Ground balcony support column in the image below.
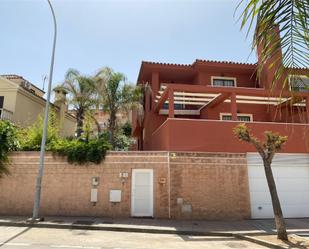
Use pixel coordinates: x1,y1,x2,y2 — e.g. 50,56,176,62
231,92,237,121
151,72,159,111
168,89,174,118
306,96,309,123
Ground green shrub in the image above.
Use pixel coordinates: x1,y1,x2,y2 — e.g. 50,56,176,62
19,110,59,151
122,122,132,137
0,120,19,177
50,138,111,164
113,133,134,151
99,127,134,151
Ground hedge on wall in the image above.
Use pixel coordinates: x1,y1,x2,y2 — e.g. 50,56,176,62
49,138,111,164
0,120,19,177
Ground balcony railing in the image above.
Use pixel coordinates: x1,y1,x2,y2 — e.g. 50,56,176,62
0,108,13,121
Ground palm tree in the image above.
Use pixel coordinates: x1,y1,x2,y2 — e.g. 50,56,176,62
59,69,96,137
238,0,308,88
94,67,142,148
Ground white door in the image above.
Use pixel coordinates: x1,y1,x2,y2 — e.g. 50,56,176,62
247,153,309,219
131,169,154,217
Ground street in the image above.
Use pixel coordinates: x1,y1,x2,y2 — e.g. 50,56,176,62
0,226,268,249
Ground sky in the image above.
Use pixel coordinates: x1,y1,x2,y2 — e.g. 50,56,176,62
0,0,256,92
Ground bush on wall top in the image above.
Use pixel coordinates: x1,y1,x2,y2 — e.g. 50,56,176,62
49,138,111,164
0,120,19,178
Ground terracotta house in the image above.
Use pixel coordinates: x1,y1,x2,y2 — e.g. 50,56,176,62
132,47,309,154
129,32,309,219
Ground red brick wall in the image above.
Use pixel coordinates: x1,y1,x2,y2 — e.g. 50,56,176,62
0,151,250,220
0,151,169,218
169,152,250,220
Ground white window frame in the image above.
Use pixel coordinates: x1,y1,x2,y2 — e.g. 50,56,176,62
211,76,237,87
220,113,253,122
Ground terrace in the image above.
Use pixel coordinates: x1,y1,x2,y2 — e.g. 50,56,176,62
155,84,309,120
143,84,309,153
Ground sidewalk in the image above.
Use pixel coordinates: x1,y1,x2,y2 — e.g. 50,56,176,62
0,216,309,248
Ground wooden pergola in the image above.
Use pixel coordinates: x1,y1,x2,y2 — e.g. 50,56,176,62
155,84,309,120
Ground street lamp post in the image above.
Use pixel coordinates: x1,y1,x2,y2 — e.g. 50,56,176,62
32,0,57,220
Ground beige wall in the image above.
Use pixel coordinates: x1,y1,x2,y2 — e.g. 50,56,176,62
0,77,75,137
0,151,250,220
61,113,76,137
0,78,18,112
14,90,45,127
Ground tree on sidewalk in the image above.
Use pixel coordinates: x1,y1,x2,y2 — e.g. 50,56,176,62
233,123,288,241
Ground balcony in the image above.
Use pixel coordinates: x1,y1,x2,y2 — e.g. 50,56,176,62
150,118,309,153
0,108,13,122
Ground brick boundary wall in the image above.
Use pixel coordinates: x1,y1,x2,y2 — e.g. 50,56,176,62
169,152,250,220
0,151,250,220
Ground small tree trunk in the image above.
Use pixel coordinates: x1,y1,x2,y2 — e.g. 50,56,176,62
263,159,288,241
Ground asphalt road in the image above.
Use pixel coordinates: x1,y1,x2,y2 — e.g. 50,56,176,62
0,226,268,249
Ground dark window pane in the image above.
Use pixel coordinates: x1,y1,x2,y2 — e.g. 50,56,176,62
237,116,251,122
213,78,235,87
290,77,309,92
222,115,232,120
0,96,4,108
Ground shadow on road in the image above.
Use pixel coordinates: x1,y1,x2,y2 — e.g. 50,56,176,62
0,227,32,247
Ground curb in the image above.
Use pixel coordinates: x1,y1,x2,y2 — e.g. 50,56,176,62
235,234,288,249
0,221,234,237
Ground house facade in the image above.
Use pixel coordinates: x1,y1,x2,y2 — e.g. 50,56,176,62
0,74,76,137
132,53,309,154
130,33,309,219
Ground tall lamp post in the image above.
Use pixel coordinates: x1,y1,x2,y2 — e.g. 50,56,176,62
32,0,57,220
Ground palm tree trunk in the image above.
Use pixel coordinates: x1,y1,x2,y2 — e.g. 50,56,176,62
76,109,84,138
108,111,116,149
263,158,288,241
90,115,101,136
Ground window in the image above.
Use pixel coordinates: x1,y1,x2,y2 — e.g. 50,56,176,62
212,77,236,87
220,113,253,122
221,115,232,121
0,96,4,118
289,75,309,92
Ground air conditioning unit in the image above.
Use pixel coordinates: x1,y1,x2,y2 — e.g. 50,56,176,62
22,80,31,90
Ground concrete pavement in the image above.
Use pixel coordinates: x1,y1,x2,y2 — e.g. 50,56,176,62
0,226,269,249
1,216,309,248
1,216,309,236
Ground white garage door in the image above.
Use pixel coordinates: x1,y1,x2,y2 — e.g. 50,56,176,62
247,153,309,219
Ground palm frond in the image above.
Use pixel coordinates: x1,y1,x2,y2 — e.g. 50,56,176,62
239,0,309,90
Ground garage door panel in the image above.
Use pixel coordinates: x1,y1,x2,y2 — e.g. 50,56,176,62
278,192,309,204
282,205,309,218
272,168,309,178
251,204,274,219
248,167,265,178
275,179,309,191
249,178,269,191
250,191,271,205
247,153,309,219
